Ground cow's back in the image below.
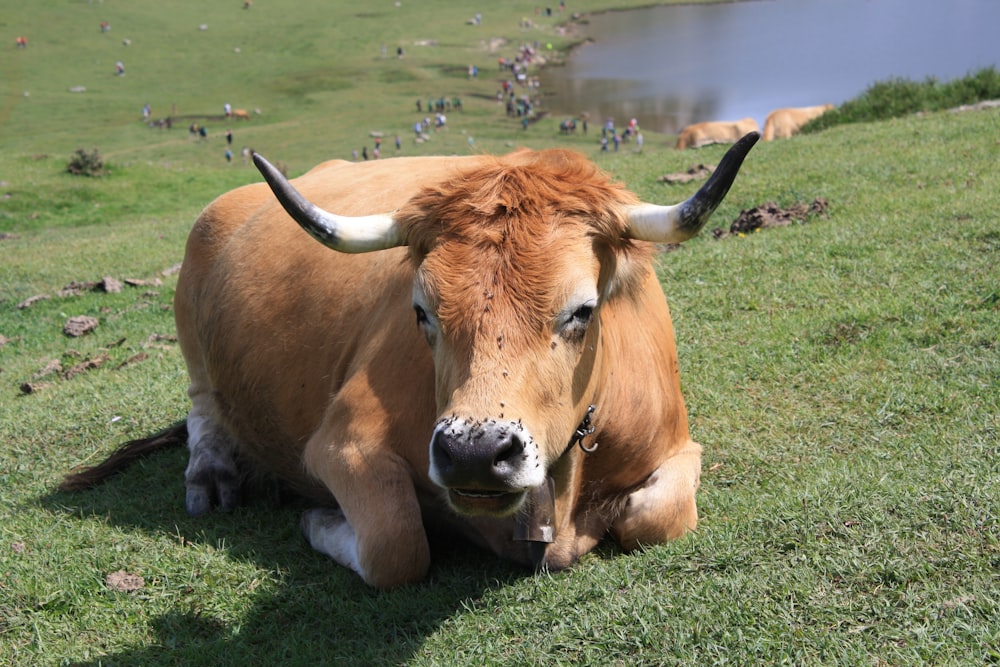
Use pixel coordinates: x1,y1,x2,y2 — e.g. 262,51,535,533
676,118,758,149
763,105,832,140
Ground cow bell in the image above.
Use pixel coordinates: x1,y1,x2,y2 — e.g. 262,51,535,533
513,476,556,544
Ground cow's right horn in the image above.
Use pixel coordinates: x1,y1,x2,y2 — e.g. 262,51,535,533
253,153,403,253
626,131,759,243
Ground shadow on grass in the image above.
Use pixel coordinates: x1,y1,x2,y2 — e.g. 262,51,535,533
41,447,529,665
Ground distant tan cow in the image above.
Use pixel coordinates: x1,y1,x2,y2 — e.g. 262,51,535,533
675,118,760,150
763,104,834,140
232,108,251,120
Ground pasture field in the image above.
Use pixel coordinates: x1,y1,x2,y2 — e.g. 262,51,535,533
2,1,999,665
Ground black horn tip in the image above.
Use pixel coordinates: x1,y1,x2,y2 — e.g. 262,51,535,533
681,131,759,231
252,151,277,178
712,131,759,184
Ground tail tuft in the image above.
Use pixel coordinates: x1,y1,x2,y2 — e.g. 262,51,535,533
60,420,188,492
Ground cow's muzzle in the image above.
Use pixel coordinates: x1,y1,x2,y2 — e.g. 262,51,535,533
429,417,546,516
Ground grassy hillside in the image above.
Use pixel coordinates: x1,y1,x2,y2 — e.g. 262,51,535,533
2,0,660,172
2,1,999,665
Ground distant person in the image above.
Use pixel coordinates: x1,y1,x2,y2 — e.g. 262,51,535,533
225,148,232,163
394,135,401,150
100,21,110,33
115,61,125,76
142,103,151,119
636,131,644,153
224,102,232,117
362,146,368,160
199,126,208,139
396,46,404,58
15,36,28,48
244,0,253,9
225,129,233,145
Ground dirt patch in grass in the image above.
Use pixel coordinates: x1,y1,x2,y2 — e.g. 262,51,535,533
714,198,829,239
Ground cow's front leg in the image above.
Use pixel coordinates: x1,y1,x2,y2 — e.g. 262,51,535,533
611,441,702,550
301,507,361,575
303,433,430,589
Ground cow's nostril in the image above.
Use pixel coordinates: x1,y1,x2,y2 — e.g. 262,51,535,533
430,430,455,473
493,433,525,469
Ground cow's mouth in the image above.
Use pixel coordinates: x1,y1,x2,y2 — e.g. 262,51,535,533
448,488,526,516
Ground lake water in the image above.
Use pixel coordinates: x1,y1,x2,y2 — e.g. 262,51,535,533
543,0,1000,133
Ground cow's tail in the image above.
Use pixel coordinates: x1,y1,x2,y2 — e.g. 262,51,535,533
59,420,188,491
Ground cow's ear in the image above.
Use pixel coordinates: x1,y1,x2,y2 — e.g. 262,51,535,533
600,242,656,303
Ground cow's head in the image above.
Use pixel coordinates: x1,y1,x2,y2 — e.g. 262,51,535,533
253,134,757,518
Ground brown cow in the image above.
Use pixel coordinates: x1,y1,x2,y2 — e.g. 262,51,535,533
63,133,759,588
231,108,251,120
762,104,834,140
675,117,759,150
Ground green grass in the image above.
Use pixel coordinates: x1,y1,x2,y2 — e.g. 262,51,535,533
2,1,999,665
804,66,1000,132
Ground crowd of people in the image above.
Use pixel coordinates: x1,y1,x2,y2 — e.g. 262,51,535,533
83,0,639,165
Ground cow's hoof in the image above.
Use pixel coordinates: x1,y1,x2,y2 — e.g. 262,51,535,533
184,476,241,516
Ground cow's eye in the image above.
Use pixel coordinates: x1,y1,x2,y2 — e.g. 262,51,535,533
572,304,594,325
560,303,595,342
414,304,439,346
414,304,429,327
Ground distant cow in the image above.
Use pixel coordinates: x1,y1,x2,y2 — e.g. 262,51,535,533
63,134,759,588
675,117,759,150
232,108,251,120
763,104,834,140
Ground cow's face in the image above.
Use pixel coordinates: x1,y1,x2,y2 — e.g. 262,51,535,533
412,218,611,517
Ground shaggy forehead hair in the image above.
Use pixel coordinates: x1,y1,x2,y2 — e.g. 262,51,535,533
395,149,651,346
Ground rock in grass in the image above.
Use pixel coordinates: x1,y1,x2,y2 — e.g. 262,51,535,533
64,316,99,337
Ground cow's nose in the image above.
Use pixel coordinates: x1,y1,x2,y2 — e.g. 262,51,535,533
430,422,529,490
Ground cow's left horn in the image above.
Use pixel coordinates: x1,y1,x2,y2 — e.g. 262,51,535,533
626,131,759,243
253,153,403,253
